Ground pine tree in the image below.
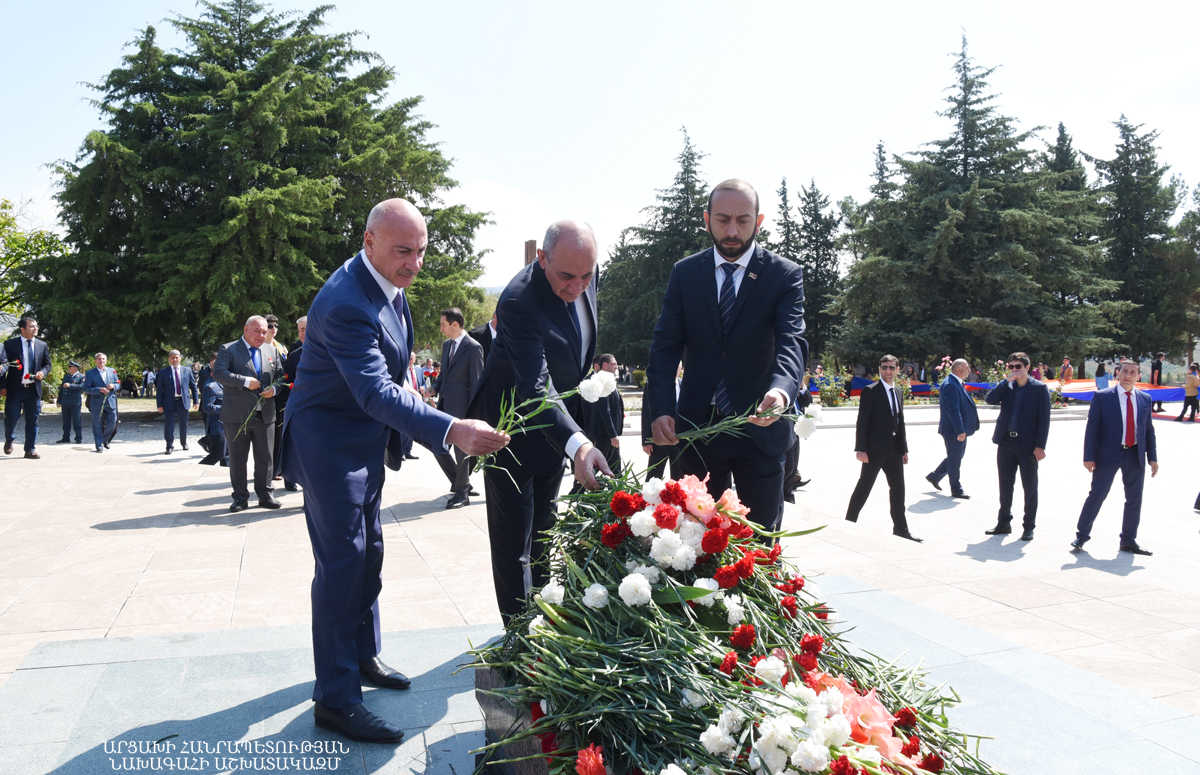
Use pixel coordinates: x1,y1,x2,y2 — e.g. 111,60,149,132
20,0,485,357
1046,123,1086,191
769,177,802,261
795,180,840,359
597,130,709,366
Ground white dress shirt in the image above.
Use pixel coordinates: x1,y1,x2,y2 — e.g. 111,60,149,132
446,330,468,363
713,243,755,300
882,380,901,415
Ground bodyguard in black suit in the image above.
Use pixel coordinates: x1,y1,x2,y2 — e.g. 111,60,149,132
583,354,624,472
984,352,1050,540
432,307,485,508
2,317,52,458
470,220,612,621
648,180,806,533
468,313,497,364
199,377,229,467
57,361,85,444
845,356,921,541
276,317,304,491
156,350,196,454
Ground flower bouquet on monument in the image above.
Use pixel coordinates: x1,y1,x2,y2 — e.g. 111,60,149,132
469,472,1001,775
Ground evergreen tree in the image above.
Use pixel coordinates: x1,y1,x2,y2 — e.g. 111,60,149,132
1090,116,1197,356
795,180,840,359
831,37,1121,369
597,130,709,366
20,0,485,357
1045,123,1086,191
768,177,802,261
0,200,65,317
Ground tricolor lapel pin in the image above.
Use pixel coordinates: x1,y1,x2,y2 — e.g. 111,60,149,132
748,272,757,280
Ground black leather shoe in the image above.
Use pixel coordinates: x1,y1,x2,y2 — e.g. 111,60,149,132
403,454,419,460
181,443,188,451
446,493,469,510
783,492,795,504
893,530,923,543
1120,543,1153,556
794,479,810,489
24,451,39,459
468,487,481,497
56,438,69,444
1020,529,1034,541
165,447,173,455
3,441,11,455
285,481,300,492
103,442,110,449
359,657,412,689
230,500,249,513
951,492,971,499
1071,538,1087,551
925,475,942,491
313,701,404,744
259,496,282,509
985,525,1012,535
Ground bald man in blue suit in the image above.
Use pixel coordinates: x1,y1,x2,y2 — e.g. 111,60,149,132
281,199,509,745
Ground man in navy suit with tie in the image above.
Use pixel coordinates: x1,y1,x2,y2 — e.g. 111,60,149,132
82,353,120,453
3,316,52,458
156,350,196,454
984,353,1051,541
926,359,980,499
648,180,806,533
281,199,508,744
1073,359,1158,555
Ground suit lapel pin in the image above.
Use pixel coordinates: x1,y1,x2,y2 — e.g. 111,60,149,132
748,272,757,280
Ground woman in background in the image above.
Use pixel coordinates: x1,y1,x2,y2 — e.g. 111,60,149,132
1094,362,1110,390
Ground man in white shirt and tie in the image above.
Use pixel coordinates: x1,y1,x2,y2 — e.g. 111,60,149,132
157,349,196,454
845,354,920,541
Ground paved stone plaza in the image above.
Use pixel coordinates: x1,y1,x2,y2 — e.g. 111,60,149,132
1,405,1199,773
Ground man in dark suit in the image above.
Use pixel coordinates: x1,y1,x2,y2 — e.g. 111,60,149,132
984,353,1051,540
1150,352,1165,412
432,307,485,508
214,316,284,512
199,372,228,467
468,311,497,364
648,179,806,533
584,353,624,473
2,316,52,458
1073,359,1159,555
926,359,980,499
471,220,612,622
276,315,305,490
281,198,507,744
57,361,85,444
845,355,921,541
82,352,120,453
156,349,196,454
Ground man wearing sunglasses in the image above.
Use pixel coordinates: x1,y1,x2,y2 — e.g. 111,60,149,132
984,352,1050,541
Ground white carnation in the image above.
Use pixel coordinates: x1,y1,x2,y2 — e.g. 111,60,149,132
539,699,549,714
578,374,604,403
642,478,665,505
618,572,653,607
789,740,830,773
682,688,706,709
754,655,788,684
806,405,823,422
823,608,839,624
692,577,720,607
725,594,745,625
820,714,851,747
528,614,545,635
625,561,661,584
796,416,818,440
630,507,659,537
678,519,706,553
856,746,882,766
593,369,618,397
754,744,789,775
582,583,609,609
819,689,844,720
660,765,687,775
650,529,684,564
786,683,819,705
718,706,747,734
700,725,736,757
541,579,564,605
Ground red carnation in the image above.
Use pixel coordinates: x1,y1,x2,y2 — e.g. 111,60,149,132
719,650,738,675
768,544,782,563
814,606,830,621
791,574,805,591
830,756,856,775
601,520,632,548
729,522,755,539
776,582,794,594
575,744,606,775
730,624,756,650
795,651,818,672
901,735,920,758
919,753,945,773
780,595,797,619
660,480,687,506
735,554,755,579
702,527,729,554
800,634,825,656
714,564,740,589
529,701,544,723
610,491,644,518
653,502,680,530
894,706,918,727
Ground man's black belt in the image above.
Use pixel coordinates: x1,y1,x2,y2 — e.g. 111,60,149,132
1006,431,1019,438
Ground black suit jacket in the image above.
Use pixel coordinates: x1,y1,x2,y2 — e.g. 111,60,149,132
435,334,484,419
277,345,303,410
470,261,597,476
647,245,807,457
986,378,1051,455
854,381,908,459
3,336,52,398
585,380,624,443
468,323,494,365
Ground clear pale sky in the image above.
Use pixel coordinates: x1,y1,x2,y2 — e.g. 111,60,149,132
3,0,1198,287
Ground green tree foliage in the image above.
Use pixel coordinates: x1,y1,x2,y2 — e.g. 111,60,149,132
20,0,485,359
1090,117,1199,357
831,38,1121,369
768,177,802,261
795,180,841,359
597,130,709,366
0,200,66,317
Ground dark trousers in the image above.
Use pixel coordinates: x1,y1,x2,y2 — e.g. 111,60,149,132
845,444,908,532
199,432,227,466
227,412,274,501
434,447,474,495
399,433,414,458
5,391,40,451
163,396,188,448
1075,447,1145,543
595,437,621,474
930,434,967,493
647,444,672,480
60,405,82,442
304,491,383,708
484,461,564,622
1177,397,1199,421
676,431,786,532
272,408,286,478
996,438,1039,529
90,404,116,450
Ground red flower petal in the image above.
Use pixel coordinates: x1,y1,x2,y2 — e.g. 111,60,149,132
609,491,641,519
730,624,756,650
719,651,738,675
653,502,680,530
701,527,729,554
714,565,740,589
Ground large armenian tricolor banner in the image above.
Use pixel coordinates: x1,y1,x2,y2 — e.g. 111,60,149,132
845,377,1182,401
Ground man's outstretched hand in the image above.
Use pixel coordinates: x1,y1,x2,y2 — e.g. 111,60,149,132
574,441,614,491
448,419,510,457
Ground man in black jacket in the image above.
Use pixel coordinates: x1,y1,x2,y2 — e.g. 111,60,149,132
276,315,305,491
468,311,497,364
845,355,920,542
583,353,624,472
984,352,1051,541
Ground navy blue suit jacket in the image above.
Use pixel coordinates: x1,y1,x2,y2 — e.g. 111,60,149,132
1083,386,1157,468
2,336,52,398
647,245,807,456
202,380,224,436
83,367,120,412
59,372,85,408
282,252,455,504
156,365,196,410
937,376,979,437
469,260,597,477
986,378,1051,455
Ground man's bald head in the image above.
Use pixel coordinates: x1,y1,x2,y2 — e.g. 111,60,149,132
951,359,970,379
364,198,428,289
537,220,597,304
542,220,596,261
366,198,424,236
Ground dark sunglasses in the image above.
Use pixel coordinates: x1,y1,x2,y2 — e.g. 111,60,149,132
1007,363,1024,369
879,365,898,371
